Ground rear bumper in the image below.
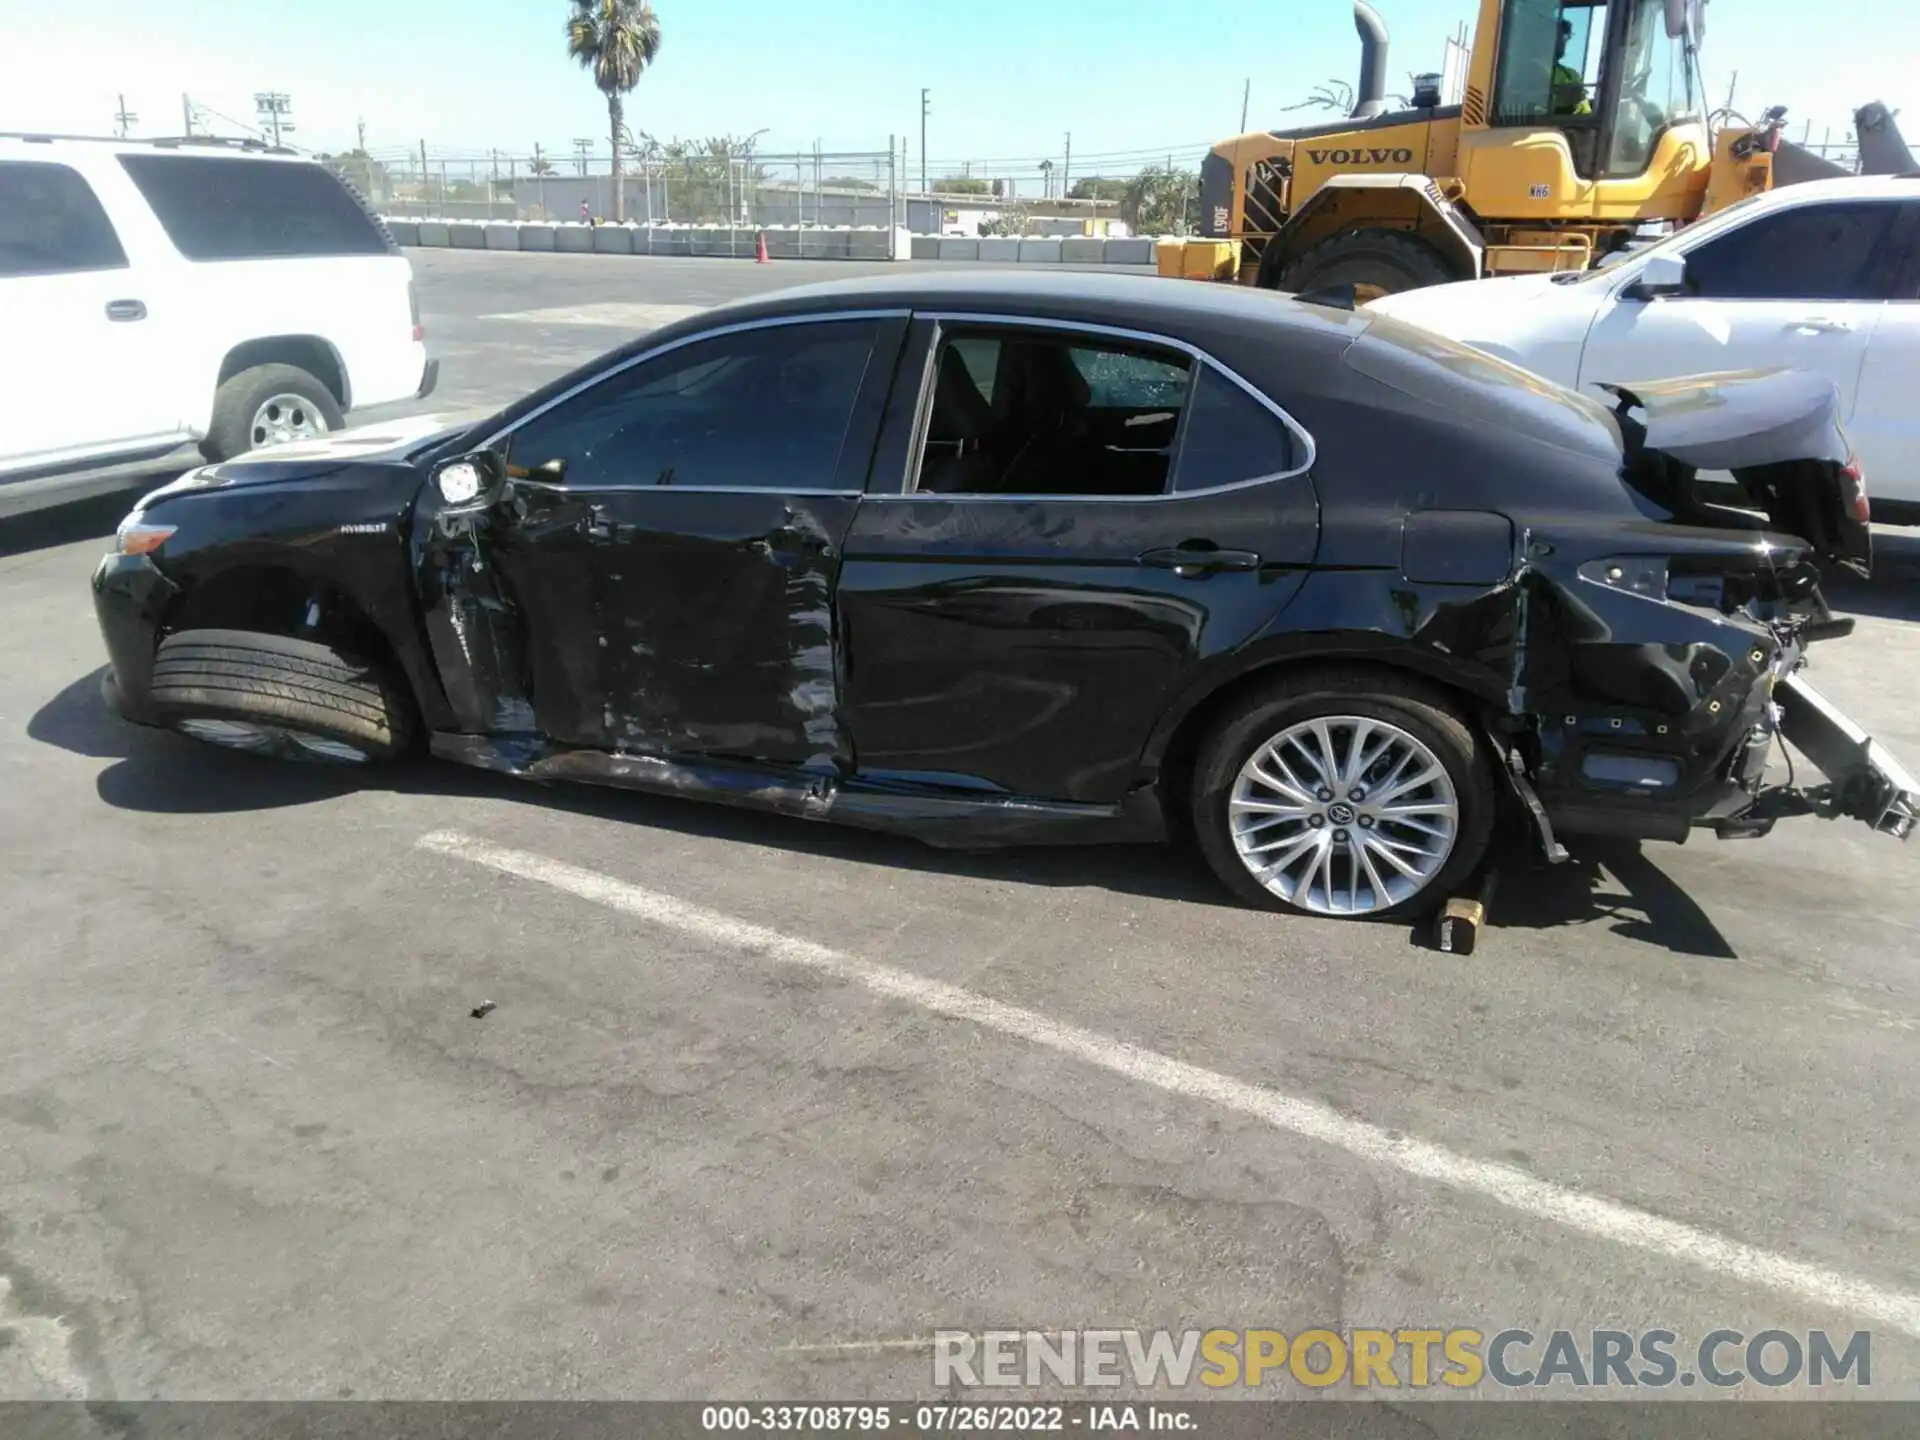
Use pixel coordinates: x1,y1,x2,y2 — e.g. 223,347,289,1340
1774,673,1919,839
91,551,176,726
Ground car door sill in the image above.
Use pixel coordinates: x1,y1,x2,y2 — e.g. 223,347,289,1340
430,733,1166,847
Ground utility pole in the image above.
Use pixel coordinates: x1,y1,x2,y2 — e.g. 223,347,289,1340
1063,132,1072,200
573,137,592,176
1241,78,1251,133
920,88,930,195
114,95,138,138
253,92,293,146
357,117,367,152
181,94,194,137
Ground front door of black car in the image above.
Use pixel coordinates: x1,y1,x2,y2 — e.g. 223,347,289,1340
432,314,902,765
836,319,1321,805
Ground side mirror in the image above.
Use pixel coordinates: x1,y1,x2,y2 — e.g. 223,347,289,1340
429,450,510,512
1627,253,1688,300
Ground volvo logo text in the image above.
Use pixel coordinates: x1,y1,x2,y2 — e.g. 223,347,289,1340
1306,147,1415,165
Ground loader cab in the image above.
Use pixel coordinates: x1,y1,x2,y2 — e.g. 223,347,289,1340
1483,0,1701,183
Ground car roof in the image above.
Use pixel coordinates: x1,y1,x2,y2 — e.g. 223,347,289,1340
0,134,308,162
694,266,1365,342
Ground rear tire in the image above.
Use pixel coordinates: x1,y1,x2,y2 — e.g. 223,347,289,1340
201,363,343,462
1263,228,1459,302
1190,668,1497,920
149,628,412,764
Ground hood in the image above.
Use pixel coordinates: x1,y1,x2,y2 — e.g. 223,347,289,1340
1365,273,1561,321
222,411,482,467
136,411,482,508
1600,369,1870,574
1364,273,1588,382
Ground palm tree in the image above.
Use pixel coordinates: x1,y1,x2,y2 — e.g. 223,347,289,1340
565,0,662,222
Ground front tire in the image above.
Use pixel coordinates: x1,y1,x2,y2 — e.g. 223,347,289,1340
201,363,343,462
149,628,412,764
1191,669,1496,919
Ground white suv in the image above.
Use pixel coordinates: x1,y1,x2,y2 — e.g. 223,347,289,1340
0,134,435,483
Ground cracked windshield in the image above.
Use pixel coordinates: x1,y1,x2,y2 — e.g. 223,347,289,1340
2,0,1918,1436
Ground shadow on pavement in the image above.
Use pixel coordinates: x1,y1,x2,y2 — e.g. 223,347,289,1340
1823,528,1920,625
28,667,1240,907
30,667,1745,953
1488,841,1738,958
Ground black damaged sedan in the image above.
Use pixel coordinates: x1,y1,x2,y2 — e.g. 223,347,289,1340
93,271,1916,921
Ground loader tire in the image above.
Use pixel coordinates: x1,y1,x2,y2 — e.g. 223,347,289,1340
1262,227,1460,302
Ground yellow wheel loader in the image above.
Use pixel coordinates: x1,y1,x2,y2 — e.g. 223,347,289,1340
1189,0,1913,298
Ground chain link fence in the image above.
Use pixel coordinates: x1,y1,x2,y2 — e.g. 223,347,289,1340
333,146,902,227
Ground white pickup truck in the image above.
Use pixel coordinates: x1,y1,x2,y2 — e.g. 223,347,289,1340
0,134,436,486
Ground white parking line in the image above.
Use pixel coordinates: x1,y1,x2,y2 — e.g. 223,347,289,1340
418,828,1920,1339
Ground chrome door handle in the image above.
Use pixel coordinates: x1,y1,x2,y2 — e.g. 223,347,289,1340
1139,545,1261,577
105,299,147,322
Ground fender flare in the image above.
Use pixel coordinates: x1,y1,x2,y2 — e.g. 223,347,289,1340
1261,173,1486,286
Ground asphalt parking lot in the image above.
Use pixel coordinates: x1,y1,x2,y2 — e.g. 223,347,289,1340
2,250,1919,1413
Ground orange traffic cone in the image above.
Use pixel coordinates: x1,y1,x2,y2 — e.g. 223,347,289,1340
756,231,771,264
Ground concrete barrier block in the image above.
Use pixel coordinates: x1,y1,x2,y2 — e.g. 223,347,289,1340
660,228,692,255
592,226,634,255
977,236,1020,262
809,230,852,259
1060,236,1104,263
1103,237,1154,265
939,237,981,261
555,224,593,253
848,228,891,260
416,221,451,247
518,224,556,251
1019,237,1064,263
765,229,802,260
483,224,520,251
910,234,941,260
448,223,486,249
385,219,419,246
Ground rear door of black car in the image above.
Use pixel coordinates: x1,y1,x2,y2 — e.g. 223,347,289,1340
415,312,905,765
836,316,1321,805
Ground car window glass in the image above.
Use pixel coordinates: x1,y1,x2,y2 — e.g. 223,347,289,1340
1068,347,1189,408
1683,202,1901,301
1170,366,1300,492
1605,0,1700,176
913,328,1193,498
507,320,880,490
0,161,128,277
117,154,391,261
1493,0,1606,125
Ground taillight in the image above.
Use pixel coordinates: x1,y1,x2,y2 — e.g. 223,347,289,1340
408,281,423,342
1843,457,1870,522
1766,127,1781,153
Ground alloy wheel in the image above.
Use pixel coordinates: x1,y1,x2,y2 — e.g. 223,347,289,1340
1228,714,1459,916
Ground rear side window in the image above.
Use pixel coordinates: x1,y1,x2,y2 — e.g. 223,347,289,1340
117,154,391,261
1683,202,1903,301
1170,366,1301,491
0,161,127,277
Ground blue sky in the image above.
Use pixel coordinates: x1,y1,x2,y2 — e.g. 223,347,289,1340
2,1,1904,179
